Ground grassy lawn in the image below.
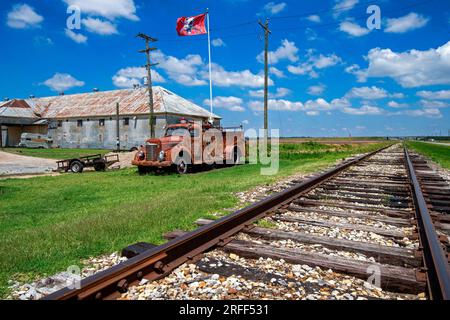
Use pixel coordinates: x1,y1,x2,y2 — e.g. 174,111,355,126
406,141,450,169
1,148,111,160
0,142,389,297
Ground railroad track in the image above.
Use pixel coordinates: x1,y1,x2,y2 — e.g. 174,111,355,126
44,144,450,300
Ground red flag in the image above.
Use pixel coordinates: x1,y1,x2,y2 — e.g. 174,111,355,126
176,13,207,36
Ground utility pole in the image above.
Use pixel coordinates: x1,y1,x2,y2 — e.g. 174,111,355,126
137,32,158,138
258,19,271,139
116,102,120,151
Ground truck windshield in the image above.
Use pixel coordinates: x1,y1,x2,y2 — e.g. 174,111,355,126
166,127,190,137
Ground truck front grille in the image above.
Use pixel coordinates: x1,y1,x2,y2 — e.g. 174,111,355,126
146,144,158,161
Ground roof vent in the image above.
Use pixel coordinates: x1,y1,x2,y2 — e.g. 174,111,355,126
133,84,140,89
29,95,36,99
93,88,99,92
59,92,65,96
3,97,9,101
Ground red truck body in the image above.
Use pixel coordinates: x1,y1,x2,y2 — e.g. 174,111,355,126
132,119,245,174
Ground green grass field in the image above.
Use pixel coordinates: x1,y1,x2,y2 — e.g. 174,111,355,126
405,141,450,169
1,148,111,160
0,142,389,297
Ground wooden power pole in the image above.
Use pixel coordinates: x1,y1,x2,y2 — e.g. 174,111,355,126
137,33,158,138
116,102,120,151
258,19,271,138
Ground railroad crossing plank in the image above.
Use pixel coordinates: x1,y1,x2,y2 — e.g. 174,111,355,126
224,240,425,294
245,227,420,267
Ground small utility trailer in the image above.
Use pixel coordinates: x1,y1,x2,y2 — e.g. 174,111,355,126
56,154,119,173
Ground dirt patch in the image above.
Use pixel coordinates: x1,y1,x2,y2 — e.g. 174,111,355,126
108,151,137,170
0,151,57,177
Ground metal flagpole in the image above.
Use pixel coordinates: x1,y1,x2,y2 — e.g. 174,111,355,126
206,8,214,124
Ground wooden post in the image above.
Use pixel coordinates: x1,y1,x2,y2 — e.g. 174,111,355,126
259,19,271,139
116,102,120,151
0,124,3,148
137,33,158,138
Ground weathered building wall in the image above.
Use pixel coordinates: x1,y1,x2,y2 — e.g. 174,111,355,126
3,125,48,147
48,115,207,150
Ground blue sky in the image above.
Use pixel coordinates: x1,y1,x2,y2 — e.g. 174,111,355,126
0,0,449,137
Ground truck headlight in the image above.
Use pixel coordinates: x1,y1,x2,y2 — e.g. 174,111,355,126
138,151,145,160
158,151,165,162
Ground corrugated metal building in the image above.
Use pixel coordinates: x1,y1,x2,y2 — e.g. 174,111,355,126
0,87,220,149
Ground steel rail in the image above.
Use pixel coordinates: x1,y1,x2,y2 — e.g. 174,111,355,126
404,147,450,300
43,146,390,300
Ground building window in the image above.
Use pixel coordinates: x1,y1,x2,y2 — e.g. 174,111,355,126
57,121,62,127
123,118,130,126
77,120,83,127
99,119,105,127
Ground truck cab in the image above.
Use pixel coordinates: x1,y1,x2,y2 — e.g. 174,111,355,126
132,119,244,174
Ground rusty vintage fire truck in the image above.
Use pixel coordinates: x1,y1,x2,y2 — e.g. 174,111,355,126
132,119,245,174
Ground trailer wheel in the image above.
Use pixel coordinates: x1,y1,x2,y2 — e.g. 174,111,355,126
70,161,84,173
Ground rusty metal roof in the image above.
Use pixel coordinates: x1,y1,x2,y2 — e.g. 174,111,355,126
24,87,221,120
0,99,39,119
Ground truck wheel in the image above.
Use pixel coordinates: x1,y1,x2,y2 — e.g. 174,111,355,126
175,158,190,175
94,163,106,172
232,148,242,165
138,166,149,175
70,161,84,173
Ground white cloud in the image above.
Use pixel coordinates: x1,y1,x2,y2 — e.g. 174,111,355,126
333,0,359,17
345,64,367,82
417,90,450,100
261,2,287,15
206,64,273,88
419,100,450,109
385,13,429,33
388,101,408,108
7,4,43,29
339,21,370,37
154,51,207,87
342,105,384,115
249,87,291,98
212,38,226,47
204,96,245,112
401,108,442,118
43,73,85,92
346,86,389,99
307,15,321,23
112,67,165,88
257,39,299,64
270,67,285,78
65,28,88,43
249,99,303,112
82,18,118,35
307,84,326,96
350,41,450,87
63,0,139,21
288,52,341,78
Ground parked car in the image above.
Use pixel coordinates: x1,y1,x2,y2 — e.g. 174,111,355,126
18,133,53,149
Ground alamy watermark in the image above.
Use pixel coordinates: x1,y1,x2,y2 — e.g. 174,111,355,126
366,5,381,30
66,5,81,30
